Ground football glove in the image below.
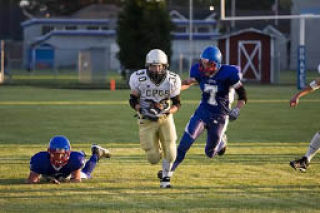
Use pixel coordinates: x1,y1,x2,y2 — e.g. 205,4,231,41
140,108,164,120
229,107,240,121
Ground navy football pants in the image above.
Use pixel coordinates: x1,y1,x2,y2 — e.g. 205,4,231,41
171,113,228,171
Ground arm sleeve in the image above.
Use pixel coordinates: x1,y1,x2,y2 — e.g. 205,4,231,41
235,85,247,103
171,95,181,108
129,94,139,109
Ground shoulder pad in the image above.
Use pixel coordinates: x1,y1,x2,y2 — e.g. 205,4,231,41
69,152,86,170
30,152,50,174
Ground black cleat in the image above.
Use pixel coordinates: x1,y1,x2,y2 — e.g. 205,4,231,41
157,170,163,179
91,144,111,160
290,156,309,172
217,146,227,156
160,177,171,188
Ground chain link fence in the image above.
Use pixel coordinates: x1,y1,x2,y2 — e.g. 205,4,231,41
1,39,320,89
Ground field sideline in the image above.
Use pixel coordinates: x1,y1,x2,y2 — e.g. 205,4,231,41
0,84,320,212
1,99,320,105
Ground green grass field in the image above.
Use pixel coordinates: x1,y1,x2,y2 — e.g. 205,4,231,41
1,83,320,212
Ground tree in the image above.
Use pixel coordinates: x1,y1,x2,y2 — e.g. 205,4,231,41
116,0,173,70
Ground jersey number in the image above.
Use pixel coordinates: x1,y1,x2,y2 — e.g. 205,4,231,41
204,84,218,106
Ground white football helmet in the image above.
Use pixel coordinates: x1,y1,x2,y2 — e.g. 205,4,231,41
145,49,168,83
145,49,168,66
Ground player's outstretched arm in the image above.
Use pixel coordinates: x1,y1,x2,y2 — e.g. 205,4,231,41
290,88,312,107
181,78,197,91
290,78,320,107
26,171,41,184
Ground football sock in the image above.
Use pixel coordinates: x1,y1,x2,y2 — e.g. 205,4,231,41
213,140,226,156
162,159,173,178
81,154,99,177
171,132,194,171
305,132,320,162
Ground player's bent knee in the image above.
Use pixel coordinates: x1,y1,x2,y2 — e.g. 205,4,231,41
145,150,161,164
205,149,214,159
147,155,161,164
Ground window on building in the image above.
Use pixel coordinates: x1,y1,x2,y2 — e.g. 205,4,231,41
174,26,186,33
42,25,54,35
65,26,77,30
197,27,209,33
87,26,99,30
101,26,109,30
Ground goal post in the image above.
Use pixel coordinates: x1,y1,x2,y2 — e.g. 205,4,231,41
219,0,320,21
219,0,320,89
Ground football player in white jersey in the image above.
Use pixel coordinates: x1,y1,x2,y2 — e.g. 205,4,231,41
290,78,320,172
129,49,181,188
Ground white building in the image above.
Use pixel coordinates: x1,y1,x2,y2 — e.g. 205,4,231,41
21,7,220,73
290,0,320,70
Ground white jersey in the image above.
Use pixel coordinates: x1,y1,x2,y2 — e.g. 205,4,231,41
129,69,181,112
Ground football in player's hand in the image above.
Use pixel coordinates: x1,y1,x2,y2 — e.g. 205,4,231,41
153,102,164,110
149,108,161,116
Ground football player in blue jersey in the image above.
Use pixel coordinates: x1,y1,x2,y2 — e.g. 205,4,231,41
26,135,111,184
170,46,247,174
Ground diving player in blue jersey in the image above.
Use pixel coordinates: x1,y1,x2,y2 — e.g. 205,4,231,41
171,46,247,173
26,135,111,184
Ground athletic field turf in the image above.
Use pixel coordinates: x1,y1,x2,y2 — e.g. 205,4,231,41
0,84,319,212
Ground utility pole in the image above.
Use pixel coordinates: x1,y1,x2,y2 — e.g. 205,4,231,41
189,0,193,69
231,0,236,30
274,0,279,26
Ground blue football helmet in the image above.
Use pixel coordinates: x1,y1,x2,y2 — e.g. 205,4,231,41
48,135,71,170
199,46,222,75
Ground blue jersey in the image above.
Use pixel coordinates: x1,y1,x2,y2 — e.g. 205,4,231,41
190,64,241,116
30,151,85,178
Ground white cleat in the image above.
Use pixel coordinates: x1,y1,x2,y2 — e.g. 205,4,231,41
91,144,111,160
160,177,171,188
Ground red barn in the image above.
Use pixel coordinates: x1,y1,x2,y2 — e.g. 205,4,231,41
218,28,276,83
